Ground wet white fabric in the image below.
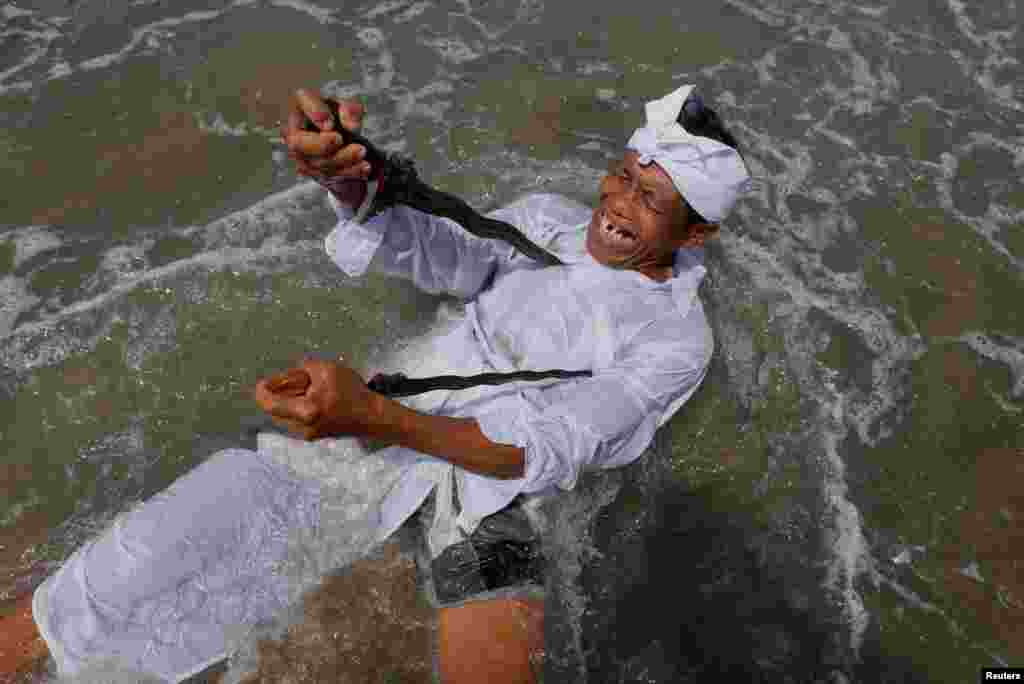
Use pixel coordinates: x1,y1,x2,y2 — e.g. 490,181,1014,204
34,190,713,683
626,84,754,224
324,190,714,556
34,449,325,684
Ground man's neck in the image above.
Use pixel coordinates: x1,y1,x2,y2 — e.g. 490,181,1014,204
645,266,673,282
638,256,676,282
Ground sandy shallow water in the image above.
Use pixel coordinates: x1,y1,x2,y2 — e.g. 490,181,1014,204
1,0,1022,681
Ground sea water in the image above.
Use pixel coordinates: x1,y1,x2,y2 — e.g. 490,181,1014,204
1,0,1022,682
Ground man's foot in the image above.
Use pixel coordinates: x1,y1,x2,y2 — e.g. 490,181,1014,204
439,597,543,684
0,593,49,684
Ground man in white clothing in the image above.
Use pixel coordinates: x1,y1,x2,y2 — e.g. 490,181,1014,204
30,84,751,684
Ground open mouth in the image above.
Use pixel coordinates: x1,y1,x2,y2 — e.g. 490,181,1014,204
597,210,637,247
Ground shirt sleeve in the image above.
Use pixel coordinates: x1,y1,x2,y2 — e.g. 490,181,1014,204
323,190,508,299
473,320,713,494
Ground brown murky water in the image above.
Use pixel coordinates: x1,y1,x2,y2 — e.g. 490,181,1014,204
1,0,1021,682
238,542,436,684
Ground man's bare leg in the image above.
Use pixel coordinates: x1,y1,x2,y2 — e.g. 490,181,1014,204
3,575,546,684
438,597,544,684
0,594,49,683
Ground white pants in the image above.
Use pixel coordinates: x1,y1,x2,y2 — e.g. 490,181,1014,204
33,447,325,684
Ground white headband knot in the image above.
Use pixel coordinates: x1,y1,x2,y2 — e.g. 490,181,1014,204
626,84,753,224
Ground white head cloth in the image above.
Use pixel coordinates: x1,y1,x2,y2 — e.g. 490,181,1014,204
626,84,753,224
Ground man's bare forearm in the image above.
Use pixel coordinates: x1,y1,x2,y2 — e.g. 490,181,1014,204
365,395,526,479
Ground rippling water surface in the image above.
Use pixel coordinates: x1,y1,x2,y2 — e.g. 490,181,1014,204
1,0,1021,682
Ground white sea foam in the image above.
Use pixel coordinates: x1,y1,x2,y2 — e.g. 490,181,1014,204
266,0,338,25
419,35,481,64
355,26,386,49
46,60,71,79
77,9,223,72
0,44,50,87
361,0,410,20
0,11,64,94
392,1,432,23
393,80,454,121
0,275,41,340
820,385,870,654
359,0,432,24
920,0,1016,112
193,111,278,140
717,221,920,661
99,242,153,278
722,0,788,28
0,239,310,373
850,4,887,18
3,0,1021,678
361,45,395,93
0,182,331,371
1,3,34,19
960,332,1024,400
0,225,64,269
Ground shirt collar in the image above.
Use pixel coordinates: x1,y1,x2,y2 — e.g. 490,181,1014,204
551,218,708,319
569,244,707,320
668,246,707,320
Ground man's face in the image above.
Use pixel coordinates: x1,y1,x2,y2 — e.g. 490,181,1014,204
585,150,712,281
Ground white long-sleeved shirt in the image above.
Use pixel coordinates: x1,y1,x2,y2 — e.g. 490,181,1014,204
33,190,715,684
314,189,714,556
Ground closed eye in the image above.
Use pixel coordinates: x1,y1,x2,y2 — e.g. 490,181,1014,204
616,166,663,213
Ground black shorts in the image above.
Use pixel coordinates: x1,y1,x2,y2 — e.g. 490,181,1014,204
410,490,546,610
